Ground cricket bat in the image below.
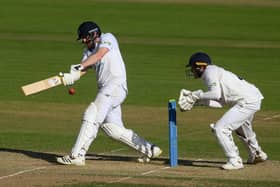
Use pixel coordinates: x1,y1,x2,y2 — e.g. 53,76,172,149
21,72,86,96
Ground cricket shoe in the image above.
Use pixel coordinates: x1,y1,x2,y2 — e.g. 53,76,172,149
247,150,268,164
137,145,162,163
221,157,244,170
56,155,85,166
137,156,151,163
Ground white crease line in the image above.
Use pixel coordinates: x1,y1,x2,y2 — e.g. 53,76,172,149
141,166,170,175
108,166,170,184
108,176,132,183
86,148,128,159
0,166,46,180
99,148,127,155
108,148,127,153
263,114,280,121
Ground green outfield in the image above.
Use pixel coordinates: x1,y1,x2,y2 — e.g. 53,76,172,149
0,0,280,186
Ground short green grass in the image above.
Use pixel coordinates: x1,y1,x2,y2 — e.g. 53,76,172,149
1,0,280,109
0,0,280,186
66,179,280,187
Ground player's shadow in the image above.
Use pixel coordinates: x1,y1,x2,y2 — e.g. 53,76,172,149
0,148,60,164
0,148,224,168
86,153,225,168
178,159,225,168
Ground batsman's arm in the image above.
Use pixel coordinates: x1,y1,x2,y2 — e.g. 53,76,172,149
81,47,109,68
21,71,87,96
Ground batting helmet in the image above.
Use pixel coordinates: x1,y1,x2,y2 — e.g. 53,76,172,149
77,21,101,40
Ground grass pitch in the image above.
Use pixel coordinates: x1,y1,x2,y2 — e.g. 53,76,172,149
0,0,280,186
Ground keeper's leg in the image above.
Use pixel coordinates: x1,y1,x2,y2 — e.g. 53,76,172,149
211,104,255,170
235,115,267,164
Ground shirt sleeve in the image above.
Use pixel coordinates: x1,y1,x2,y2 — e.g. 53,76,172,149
99,34,114,51
197,99,223,108
200,66,221,100
81,51,88,62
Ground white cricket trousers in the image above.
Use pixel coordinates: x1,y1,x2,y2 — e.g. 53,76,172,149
213,100,262,160
71,84,127,158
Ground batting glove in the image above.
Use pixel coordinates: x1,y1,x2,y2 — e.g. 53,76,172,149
60,73,75,86
70,64,84,82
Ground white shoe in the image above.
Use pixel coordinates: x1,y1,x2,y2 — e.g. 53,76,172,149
56,155,85,166
221,157,244,170
137,145,162,163
137,156,151,163
247,150,268,164
151,145,162,158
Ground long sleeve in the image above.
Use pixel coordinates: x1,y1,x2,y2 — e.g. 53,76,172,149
199,66,221,101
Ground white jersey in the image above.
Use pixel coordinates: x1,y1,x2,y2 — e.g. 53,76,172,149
81,33,127,94
200,65,263,105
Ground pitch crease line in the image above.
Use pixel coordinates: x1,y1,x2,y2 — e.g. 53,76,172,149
263,114,280,120
108,166,170,184
0,166,46,180
98,148,127,155
108,176,132,183
141,166,170,175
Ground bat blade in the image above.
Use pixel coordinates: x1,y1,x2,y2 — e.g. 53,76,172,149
21,75,63,96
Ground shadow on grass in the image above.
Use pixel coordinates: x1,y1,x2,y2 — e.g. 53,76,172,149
86,153,225,168
0,148,60,164
0,148,224,168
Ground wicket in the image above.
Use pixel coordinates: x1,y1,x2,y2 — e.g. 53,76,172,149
168,99,178,167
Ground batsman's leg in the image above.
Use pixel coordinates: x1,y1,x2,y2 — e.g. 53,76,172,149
101,122,162,159
104,103,162,163
57,102,99,166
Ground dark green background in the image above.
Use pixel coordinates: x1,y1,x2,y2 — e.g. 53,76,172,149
1,0,279,109
0,1,279,186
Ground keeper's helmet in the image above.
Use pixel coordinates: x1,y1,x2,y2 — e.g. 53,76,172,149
186,52,212,78
77,21,101,41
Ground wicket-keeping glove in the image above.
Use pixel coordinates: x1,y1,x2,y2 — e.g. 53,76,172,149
178,89,192,111
178,89,203,111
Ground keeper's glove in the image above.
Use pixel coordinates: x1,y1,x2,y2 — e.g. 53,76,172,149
178,89,203,111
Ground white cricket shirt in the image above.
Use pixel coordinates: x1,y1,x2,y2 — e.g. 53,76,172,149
81,33,128,94
200,65,263,105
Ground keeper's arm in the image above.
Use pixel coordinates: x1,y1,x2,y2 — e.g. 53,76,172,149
196,99,223,108
197,67,221,101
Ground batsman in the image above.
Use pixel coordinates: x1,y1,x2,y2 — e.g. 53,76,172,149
178,52,267,170
56,21,162,165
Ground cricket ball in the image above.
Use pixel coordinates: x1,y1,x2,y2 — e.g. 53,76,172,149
68,87,76,95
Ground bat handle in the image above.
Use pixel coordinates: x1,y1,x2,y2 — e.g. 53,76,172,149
59,72,64,77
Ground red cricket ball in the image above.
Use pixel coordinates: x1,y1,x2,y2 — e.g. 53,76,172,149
68,87,76,95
